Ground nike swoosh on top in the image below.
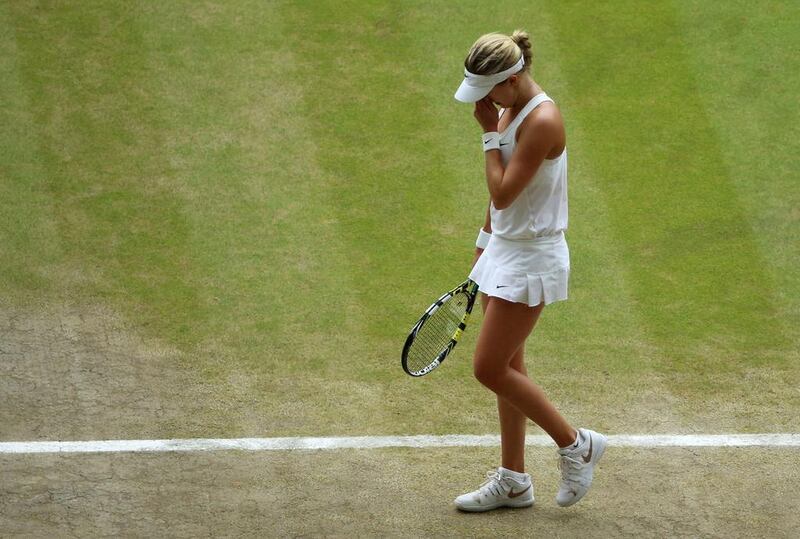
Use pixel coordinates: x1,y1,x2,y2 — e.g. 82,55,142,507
496,285,509,289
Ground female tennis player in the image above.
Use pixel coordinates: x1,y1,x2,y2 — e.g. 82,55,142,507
453,30,606,512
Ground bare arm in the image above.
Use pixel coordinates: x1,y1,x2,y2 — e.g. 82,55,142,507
474,97,560,210
482,197,492,233
472,198,492,269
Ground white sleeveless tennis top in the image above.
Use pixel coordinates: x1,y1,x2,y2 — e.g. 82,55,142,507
492,93,568,240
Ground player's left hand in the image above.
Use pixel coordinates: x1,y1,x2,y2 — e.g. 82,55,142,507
474,97,499,133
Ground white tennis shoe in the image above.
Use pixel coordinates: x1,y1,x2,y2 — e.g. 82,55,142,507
454,467,534,512
556,428,607,507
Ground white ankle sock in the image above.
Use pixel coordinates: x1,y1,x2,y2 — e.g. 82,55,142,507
559,430,582,452
499,467,528,483
572,430,583,448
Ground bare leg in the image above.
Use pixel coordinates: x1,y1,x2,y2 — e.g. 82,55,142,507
480,294,529,473
474,296,577,449
497,345,528,473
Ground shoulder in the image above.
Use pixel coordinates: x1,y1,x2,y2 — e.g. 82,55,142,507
516,102,563,144
524,101,562,132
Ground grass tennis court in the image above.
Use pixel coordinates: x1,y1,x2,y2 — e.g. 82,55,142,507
1,1,799,536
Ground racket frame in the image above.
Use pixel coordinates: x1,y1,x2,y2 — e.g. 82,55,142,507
401,279,480,377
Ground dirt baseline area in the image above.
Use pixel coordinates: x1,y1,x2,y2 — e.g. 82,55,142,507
1,446,798,538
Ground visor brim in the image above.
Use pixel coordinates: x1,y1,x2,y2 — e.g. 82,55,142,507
454,79,492,103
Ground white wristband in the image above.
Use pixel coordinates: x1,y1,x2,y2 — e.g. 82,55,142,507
476,228,492,249
482,131,500,152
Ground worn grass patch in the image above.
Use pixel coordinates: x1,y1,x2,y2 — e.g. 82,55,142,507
2,447,799,537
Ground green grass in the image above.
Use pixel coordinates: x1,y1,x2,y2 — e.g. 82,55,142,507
1,1,798,437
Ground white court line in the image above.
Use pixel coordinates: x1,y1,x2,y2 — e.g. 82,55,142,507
0,434,798,454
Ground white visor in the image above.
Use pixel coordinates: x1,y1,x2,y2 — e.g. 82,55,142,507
454,54,525,103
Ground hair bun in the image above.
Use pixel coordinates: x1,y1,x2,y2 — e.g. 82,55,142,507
510,29,532,70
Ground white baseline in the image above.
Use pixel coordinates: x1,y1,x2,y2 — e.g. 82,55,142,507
0,434,798,454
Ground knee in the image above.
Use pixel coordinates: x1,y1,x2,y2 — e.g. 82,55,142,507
473,358,505,391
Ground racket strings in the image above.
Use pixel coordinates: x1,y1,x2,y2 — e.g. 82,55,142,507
406,292,469,373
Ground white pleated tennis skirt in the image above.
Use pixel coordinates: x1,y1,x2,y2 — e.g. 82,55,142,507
468,232,570,307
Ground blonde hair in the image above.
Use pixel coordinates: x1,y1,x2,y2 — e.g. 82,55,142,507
464,30,533,76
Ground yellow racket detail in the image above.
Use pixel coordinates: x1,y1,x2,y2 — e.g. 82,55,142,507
401,279,480,377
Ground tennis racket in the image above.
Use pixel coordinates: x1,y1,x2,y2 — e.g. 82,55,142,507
401,279,480,377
